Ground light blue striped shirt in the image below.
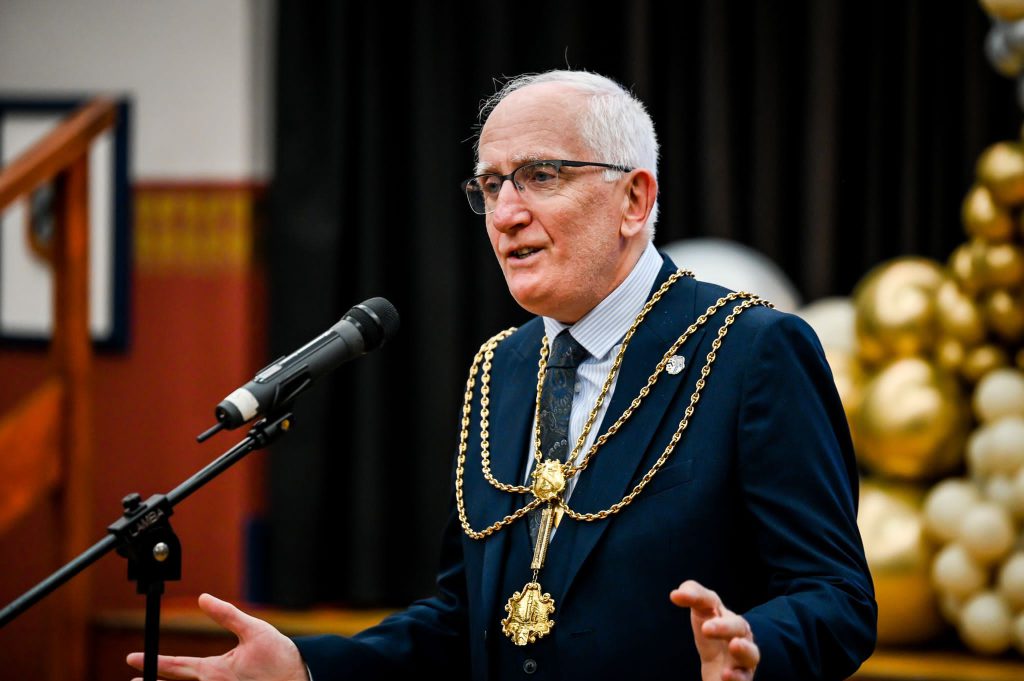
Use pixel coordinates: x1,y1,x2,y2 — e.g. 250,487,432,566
523,241,664,508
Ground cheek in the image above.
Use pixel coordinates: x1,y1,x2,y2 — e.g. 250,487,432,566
485,223,501,255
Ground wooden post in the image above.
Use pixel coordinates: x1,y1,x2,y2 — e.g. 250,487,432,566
49,155,93,681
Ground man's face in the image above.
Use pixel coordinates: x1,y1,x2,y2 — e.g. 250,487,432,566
476,83,639,323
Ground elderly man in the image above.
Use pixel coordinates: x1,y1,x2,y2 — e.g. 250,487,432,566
129,70,876,681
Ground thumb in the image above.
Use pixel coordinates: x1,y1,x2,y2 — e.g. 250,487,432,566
197,593,264,642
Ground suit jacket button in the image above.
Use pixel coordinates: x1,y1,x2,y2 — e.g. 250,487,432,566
523,658,538,674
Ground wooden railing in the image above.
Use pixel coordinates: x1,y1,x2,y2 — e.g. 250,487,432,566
0,98,117,681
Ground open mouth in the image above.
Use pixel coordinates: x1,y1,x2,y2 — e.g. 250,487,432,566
511,247,541,260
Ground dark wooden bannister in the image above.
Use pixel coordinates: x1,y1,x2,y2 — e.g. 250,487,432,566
0,98,117,681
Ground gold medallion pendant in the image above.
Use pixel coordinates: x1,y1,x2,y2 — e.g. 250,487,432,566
501,581,555,646
502,504,558,645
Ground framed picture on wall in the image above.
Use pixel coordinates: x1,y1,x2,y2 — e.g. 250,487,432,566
0,96,132,351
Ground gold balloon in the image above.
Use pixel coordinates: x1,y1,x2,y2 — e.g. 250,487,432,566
853,358,968,480
935,280,986,345
980,0,1024,22
977,142,1024,206
962,344,1011,384
854,258,947,364
859,479,945,645
984,288,1024,343
935,337,970,373
981,242,1024,289
963,184,1015,241
824,348,865,427
949,242,986,295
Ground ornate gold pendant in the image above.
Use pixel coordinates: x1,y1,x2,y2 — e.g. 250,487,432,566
531,460,566,501
502,581,556,646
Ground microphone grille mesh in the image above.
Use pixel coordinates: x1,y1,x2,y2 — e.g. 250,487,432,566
353,297,400,348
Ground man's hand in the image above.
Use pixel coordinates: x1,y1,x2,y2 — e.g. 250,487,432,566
670,580,759,681
126,593,308,681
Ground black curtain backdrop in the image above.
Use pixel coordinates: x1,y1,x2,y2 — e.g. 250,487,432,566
263,0,1021,608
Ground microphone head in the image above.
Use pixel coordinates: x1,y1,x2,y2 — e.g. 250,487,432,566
346,297,400,349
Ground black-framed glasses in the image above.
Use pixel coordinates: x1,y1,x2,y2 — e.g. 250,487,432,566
460,159,634,215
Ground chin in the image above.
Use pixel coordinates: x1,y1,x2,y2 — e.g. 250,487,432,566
513,294,580,323
505,275,582,320
507,287,554,318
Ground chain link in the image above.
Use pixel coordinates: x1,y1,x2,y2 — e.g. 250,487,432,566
455,328,541,540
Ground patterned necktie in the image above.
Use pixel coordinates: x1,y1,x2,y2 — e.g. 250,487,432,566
529,330,589,544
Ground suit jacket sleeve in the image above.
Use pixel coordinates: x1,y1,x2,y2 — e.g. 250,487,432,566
293,492,472,681
736,313,877,679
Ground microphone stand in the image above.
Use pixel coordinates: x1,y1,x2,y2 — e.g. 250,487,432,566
0,410,294,681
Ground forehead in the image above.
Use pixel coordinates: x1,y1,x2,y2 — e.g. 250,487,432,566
477,83,589,172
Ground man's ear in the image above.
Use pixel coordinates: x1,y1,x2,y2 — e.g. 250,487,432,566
620,169,657,238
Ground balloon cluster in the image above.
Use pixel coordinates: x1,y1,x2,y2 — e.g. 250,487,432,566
851,259,972,480
800,132,1024,651
792,0,1024,654
925,368,1024,653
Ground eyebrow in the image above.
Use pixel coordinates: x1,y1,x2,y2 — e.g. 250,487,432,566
474,153,547,176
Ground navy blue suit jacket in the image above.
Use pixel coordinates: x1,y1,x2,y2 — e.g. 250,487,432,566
296,256,877,680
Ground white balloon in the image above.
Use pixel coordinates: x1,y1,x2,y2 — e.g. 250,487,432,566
985,474,1017,513
967,427,995,478
998,552,1024,609
960,591,1013,655
796,298,857,354
959,502,1017,565
660,238,802,312
985,417,1024,476
974,368,1024,423
924,479,981,543
1012,467,1024,518
932,543,988,599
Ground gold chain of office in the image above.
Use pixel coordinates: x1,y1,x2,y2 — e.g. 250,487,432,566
454,272,774,540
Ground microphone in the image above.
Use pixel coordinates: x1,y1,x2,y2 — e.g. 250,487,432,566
213,297,400,431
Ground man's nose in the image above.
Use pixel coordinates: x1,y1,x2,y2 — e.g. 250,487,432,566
490,180,529,232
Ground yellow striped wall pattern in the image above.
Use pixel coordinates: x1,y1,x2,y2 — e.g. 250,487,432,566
133,184,262,274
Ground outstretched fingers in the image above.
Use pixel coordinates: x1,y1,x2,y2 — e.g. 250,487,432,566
125,593,257,681
671,579,760,680
669,579,722,618
126,653,207,680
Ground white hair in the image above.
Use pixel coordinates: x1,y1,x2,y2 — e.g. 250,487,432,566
477,70,660,237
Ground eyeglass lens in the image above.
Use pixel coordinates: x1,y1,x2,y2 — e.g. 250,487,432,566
465,161,561,215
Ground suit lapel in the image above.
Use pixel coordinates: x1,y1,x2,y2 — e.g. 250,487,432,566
554,262,709,601
477,322,543,626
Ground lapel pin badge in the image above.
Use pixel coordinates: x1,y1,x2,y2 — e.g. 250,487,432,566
666,355,685,375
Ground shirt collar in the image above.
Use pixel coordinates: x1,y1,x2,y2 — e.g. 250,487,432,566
542,241,663,361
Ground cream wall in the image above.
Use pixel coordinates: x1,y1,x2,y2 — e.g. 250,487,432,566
0,0,274,179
